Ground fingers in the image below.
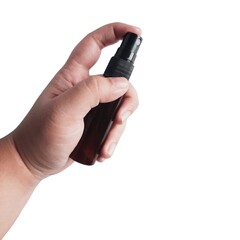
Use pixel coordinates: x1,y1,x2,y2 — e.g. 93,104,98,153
97,83,139,161
55,75,130,119
48,22,141,96
64,22,141,80
98,122,127,162
54,76,138,162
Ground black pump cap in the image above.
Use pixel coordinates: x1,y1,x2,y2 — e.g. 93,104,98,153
115,32,142,64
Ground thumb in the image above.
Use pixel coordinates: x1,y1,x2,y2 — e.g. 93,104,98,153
56,75,129,118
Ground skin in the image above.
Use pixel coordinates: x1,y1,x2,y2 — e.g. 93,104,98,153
0,22,141,238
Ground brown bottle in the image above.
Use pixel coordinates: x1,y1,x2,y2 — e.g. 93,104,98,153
70,32,143,165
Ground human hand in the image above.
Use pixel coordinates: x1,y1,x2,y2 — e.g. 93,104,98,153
11,22,141,180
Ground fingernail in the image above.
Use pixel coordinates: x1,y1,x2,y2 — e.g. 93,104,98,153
97,156,105,162
135,26,142,32
121,110,132,123
107,142,117,157
113,78,129,89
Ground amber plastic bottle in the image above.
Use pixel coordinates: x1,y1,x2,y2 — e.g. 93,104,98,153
70,32,143,165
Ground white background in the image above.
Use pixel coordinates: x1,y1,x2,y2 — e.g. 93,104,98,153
1,0,240,239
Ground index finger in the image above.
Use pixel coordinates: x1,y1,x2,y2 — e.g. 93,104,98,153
66,22,141,74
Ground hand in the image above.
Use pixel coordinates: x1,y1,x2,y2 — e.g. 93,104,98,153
11,22,141,180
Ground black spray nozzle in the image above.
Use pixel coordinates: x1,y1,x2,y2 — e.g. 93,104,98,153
115,32,143,64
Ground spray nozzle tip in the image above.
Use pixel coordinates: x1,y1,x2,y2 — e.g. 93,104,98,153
115,32,143,63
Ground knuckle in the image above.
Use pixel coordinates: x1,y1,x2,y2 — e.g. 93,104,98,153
83,76,102,107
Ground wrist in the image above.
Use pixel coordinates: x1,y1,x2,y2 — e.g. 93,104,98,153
0,134,40,187
0,135,39,238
